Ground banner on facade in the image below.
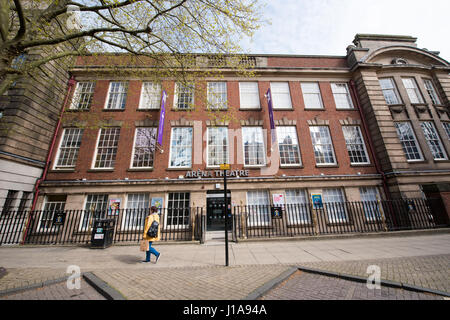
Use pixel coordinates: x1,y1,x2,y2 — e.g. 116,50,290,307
265,88,277,145
157,90,167,146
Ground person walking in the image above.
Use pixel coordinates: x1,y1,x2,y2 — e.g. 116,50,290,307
142,206,161,263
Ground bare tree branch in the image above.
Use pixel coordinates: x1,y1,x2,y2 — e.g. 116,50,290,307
12,0,26,43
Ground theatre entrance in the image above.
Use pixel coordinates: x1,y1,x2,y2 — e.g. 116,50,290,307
206,190,231,231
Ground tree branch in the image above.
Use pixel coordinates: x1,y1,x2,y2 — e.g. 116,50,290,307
12,0,26,43
16,25,152,50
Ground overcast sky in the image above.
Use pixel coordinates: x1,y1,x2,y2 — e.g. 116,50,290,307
243,0,450,61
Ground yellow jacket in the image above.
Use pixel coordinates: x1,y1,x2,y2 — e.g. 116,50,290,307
143,213,161,241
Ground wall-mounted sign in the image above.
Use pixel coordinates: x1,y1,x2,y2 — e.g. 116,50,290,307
185,170,249,179
271,206,283,219
151,197,164,213
53,211,66,226
272,193,285,208
311,194,323,209
108,198,121,215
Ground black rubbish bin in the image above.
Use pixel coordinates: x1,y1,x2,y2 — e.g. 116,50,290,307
91,218,115,248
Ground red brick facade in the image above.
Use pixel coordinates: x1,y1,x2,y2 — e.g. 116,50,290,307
46,77,376,182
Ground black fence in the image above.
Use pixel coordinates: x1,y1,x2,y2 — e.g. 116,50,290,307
0,208,204,245
0,198,448,245
232,198,449,239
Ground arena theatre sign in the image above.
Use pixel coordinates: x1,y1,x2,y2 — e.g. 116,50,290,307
184,169,249,179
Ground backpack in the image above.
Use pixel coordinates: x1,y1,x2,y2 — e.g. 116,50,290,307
147,220,159,238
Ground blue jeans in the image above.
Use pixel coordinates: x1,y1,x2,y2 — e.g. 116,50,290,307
145,241,160,262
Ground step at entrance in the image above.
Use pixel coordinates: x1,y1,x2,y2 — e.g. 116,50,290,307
205,231,232,242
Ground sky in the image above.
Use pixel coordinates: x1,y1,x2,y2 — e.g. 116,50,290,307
244,0,450,61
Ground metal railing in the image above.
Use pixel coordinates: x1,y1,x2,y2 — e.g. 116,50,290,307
0,198,448,245
232,198,449,239
0,207,203,245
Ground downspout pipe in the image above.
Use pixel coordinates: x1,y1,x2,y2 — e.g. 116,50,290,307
21,76,76,244
349,80,392,201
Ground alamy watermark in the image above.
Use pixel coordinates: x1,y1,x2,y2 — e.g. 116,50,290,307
66,265,81,290
66,5,82,30
366,265,381,290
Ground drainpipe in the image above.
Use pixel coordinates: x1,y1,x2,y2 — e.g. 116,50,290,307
349,80,392,201
21,76,76,244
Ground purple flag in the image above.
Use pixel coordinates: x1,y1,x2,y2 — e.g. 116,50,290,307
266,88,277,144
157,90,167,146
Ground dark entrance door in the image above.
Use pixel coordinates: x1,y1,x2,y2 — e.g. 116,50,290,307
207,191,231,231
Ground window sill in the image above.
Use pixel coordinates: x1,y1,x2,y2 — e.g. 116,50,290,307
244,165,266,169
273,108,294,111
433,159,450,163
239,108,261,111
406,160,427,164
87,169,115,172
103,109,125,112
65,109,90,113
349,163,372,167
411,103,427,107
49,169,76,173
127,168,154,172
166,167,192,171
280,165,303,169
136,108,160,112
171,108,194,112
206,108,228,111
304,108,325,111
315,164,339,168
335,108,356,111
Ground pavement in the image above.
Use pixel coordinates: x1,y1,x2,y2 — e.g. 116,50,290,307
260,271,444,300
0,231,449,300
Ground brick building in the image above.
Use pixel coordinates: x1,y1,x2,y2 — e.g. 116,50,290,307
29,34,449,238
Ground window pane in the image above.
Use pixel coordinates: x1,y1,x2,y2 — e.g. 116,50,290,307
420,122,447,160
207,82,227,110
285,189,310,224
139,82,161,109
342,126,369,164
301,83,323,109
242,127,265,166
132,127,157,168
379,78,400,105
331,83,353,109
207,127,228,166
125,193,149,229
81,194,108,230
94,128,120,168
322,189,347,223
56,128,83,168
442,122,450,141
40,195,67,231
71,82,95,110
176,83,194,109
359,187,381,221
309,126,336,164
167,192,190,227
424,79,441,105
277,126,301,165
169,127,193,167
270,82,292,109
239,82,260,109
394,122,422,161
1,190,18,215
106,82,128,109
247,190,270,226
402,78,423,104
